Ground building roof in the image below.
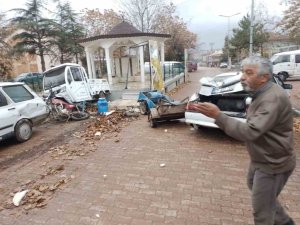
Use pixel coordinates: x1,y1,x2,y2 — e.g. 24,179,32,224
79,21,171,43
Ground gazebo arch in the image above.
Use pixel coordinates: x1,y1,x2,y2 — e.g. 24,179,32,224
79,22,171,86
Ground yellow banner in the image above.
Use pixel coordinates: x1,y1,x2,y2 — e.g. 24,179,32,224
149,40,164,92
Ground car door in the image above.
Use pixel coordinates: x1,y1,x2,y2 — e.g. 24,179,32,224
66,66,92,102
274,54,294,75
295,54,300,77
0,90,19,139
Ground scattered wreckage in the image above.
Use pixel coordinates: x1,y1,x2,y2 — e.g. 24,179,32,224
138,90,188,127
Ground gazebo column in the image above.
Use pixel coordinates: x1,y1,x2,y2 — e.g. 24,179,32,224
139,46,145,83
91,53,96,78
85,48,92,79
104,47,113,84
160,42,165,81
160,41,165,65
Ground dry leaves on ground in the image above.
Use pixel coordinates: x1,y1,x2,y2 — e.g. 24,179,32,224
294,117,300,133
81,111,139,140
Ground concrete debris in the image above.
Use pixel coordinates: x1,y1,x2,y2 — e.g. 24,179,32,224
95,132,101,136
13,190,29,206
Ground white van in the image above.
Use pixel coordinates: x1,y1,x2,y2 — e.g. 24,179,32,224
270,50,300,80
43,63,110,103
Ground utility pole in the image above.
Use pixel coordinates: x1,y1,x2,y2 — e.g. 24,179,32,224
249,0,254,56
209,42,214,51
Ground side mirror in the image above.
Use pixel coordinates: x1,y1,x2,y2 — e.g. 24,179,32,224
283,83,293,90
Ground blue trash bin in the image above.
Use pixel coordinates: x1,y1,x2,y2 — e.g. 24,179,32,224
97,98,108,114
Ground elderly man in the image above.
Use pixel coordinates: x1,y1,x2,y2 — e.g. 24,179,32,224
194,56,296,225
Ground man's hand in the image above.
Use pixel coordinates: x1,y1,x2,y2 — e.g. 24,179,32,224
192,102,221,119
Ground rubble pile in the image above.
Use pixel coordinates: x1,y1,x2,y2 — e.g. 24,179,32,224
3,165,70,211
82,111,139,140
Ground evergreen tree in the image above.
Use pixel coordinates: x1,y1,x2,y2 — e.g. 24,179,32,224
53,1,84,63
10,0,56,71
230,15,269,57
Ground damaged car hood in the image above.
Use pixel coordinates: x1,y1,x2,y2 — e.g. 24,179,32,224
199,74,243,96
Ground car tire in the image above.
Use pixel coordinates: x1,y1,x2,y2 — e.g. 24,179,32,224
139,101,148,115
15,119,32,142
149,114,157,128
71,111,90,121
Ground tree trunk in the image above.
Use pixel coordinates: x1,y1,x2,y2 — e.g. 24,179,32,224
40,53,46,71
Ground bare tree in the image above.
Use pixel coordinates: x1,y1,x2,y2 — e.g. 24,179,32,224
279,0,300,43
80,9,122,37
154,3,197,60
0,13,14,79
118,0,166,32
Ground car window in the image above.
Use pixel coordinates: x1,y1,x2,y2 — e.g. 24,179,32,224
273,55,290,64
2,85,34,103
43,67,66,90
0,91,8,107
70,67,83,81
295,55,300,63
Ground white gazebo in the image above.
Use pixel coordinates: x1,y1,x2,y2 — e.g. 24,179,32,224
79,22,171,86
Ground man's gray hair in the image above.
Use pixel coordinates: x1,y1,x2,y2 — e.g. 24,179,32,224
241,56,273,77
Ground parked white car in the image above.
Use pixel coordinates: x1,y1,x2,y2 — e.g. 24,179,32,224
0,82,48,142
185,72,292,129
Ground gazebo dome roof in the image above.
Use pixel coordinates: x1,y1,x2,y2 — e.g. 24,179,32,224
107,21,142,35
79,21,170,43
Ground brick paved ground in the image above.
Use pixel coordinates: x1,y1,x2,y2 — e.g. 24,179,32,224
1,68,300,225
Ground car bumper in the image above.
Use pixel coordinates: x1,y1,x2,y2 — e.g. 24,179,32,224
185,111,246,128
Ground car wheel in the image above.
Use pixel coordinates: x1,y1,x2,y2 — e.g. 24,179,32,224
149,114,157,128
15,119,32,142
139,101,148,115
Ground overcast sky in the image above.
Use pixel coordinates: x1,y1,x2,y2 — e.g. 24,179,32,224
0,0,288,50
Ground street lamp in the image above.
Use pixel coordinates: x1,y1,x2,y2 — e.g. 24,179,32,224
219,12,240,68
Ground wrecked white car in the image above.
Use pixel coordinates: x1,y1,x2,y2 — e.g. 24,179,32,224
185,72,292,129
0,82,48,142
43,63,110,103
